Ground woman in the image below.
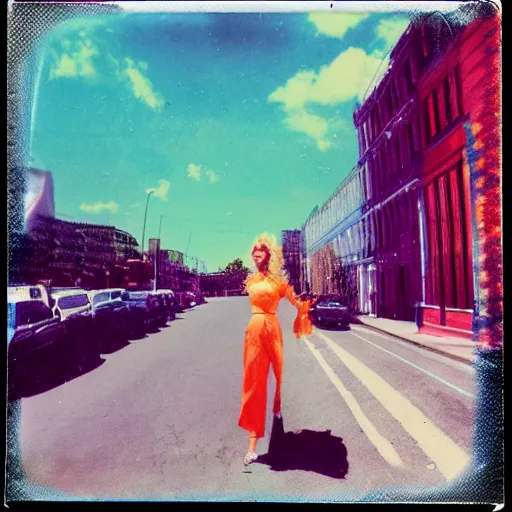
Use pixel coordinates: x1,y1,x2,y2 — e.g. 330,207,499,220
238,233,312,466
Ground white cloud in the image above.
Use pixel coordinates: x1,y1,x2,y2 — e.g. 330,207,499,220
187,163,202,181
375,17,410,48
205,169,220,184
146,179,170,201
307,12,370,39
49,38,99,80
269,47,384,109
269,46,384,149
79,200,119,214
122,58,165,111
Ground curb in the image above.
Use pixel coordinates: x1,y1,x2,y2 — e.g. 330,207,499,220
355,321,475,366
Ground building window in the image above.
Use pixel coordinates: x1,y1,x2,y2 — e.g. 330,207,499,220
404,60,413,96
443,75,452,124
422,97,431,148
431,91,441,136
424,161,472,311
390,81,399,113
408,121,415,157
394,134,402,177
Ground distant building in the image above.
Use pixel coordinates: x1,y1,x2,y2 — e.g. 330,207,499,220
281,230,301,294
26,215,140,288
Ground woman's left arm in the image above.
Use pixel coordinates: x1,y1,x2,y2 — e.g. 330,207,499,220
281,282,312,338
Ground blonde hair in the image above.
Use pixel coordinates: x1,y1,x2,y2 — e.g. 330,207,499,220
245,232,289,289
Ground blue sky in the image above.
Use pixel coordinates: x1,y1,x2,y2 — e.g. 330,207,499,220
31,10,410,272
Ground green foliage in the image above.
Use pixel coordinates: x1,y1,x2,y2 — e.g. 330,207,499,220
221,258,250,291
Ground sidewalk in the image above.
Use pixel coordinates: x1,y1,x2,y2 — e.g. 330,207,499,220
355,315,476,365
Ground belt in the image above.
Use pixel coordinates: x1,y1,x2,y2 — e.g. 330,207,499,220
252,311,276,315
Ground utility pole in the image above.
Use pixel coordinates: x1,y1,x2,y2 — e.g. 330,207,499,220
141,190,154,257
154,215,166,292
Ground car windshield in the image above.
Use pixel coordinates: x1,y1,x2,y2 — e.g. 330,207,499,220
58,294,90,310
318,296,345,307
93,293,109,306
126,293,148,302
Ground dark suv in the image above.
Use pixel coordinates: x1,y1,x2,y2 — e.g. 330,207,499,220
121,291,163,336
7,298,67,396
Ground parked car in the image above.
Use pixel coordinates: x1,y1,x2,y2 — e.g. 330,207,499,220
175,291,194,312
184,291,197,308
8,284,50,307
156,289,178,321
149,292,170,328
88,289,131,343
121,291,163,336
310,294,351,329
49,289,97,359
7,296,67,397
195,290,206,305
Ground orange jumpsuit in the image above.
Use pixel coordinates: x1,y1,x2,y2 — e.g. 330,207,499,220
238,273,312,438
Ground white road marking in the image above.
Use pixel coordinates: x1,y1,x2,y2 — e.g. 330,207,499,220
312,331,471,481
302,336,405,468
351,325,474,374
349,332,474,398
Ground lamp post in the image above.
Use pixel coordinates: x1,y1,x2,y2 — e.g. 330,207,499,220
141,190,154,257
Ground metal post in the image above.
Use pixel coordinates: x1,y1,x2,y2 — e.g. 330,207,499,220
141,190,154,256
154,215,166,292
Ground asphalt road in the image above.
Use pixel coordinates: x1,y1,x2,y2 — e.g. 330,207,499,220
10,297,475,502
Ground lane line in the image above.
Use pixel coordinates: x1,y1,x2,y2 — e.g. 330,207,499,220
348,332,474,398
301,337,405,468
351,325,474,372
311,331,471,481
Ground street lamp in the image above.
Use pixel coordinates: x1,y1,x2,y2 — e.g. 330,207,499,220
158,214,166,240
141,190,154,256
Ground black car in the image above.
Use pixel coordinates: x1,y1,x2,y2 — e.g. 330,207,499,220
121,291,163,336
7,298,68,396
156,290,178,321
149,292,170,328
310,294,351,329
88,289,131,343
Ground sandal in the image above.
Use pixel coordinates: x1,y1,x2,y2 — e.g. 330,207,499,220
243,451,258,466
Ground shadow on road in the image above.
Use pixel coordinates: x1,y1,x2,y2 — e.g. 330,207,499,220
314,323,352,332
8,348,106,401
256,415,349,479
99,333,132,354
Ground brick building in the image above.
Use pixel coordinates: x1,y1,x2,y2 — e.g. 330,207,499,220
353,4,501,337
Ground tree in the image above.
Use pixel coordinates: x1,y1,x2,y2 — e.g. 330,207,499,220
221,258,250,293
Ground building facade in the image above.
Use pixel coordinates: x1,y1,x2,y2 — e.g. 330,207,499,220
302,164,370,313
26,215,141,289
281,230,301,294
353,23,424,322
415,9,500,339
353,6,501,337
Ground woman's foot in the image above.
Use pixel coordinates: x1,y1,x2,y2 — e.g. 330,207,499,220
243,451,258,466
